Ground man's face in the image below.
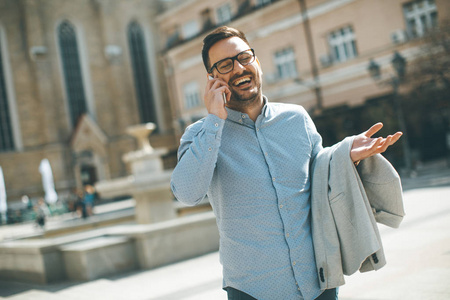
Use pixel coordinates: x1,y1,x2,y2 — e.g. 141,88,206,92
208,37,262,104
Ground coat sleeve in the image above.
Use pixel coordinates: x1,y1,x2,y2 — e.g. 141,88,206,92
357,154,406,228
170,114,225,206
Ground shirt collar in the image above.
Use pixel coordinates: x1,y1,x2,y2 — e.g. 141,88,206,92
225,95,269,124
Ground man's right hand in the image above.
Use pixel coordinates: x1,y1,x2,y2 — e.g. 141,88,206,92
204,76,231,120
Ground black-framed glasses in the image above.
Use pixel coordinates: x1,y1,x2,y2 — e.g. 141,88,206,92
209,49,255,74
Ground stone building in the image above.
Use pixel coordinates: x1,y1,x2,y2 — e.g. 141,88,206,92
0,0,177,201
1,0,449,204
158,0,449,153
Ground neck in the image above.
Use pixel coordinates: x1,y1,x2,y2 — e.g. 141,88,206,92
226,94,264,122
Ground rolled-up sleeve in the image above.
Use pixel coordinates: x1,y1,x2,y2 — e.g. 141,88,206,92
170,114,225,206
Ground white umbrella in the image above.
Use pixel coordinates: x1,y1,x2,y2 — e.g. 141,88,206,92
0,166,7,224
39,159,58,204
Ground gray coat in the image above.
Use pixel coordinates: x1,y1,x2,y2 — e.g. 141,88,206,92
311,136,405,290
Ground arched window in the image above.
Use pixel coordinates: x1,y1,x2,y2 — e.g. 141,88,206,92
57,21,87,128
0,32,14,152
127,21,157,125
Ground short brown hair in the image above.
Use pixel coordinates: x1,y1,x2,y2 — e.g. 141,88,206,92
202,26,250,73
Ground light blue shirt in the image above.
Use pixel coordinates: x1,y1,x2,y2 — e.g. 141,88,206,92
171,97,323,300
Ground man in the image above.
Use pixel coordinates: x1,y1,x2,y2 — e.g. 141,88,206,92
170,26,402,300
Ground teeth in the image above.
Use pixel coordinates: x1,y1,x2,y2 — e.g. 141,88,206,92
234,76,251,86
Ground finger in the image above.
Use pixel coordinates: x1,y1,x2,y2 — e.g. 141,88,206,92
376,136,393,153
364,122,383,138
217,86,230,98
368,137,383,155
389,132,403,145
223,86,232,102
210,80,222,90
211,79,229,91
379,132,402,150
206,74,215,89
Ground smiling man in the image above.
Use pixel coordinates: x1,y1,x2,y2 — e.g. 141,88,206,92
170,26,402,300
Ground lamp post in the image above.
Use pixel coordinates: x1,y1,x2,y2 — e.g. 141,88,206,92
298,0,323,111
367,51,413,174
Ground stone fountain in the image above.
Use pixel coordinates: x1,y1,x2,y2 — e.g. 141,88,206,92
0,123,220,284
96,123,175,224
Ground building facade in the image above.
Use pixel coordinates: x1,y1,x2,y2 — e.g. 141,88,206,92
0,0,177,201
1,0,449,204
158,0,449,145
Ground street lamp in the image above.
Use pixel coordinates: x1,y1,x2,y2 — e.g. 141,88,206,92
391,51,407,80
367,59,381,81
367,51,413,175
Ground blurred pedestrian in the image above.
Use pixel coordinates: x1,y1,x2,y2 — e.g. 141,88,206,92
83,185,96,217
73,189,87,219
34,197,49,229
21,195,32,210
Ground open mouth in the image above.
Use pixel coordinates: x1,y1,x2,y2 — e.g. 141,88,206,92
233,76,252,87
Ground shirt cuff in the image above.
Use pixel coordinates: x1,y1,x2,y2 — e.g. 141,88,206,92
202,114,225,139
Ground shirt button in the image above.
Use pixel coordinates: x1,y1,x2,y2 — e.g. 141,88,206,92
214,123,218,127
264,152,268,156
208,147,212,151
286,233,290,237
272,177,276,181
242,115,246,118
239,119,243,123
298,287,301,291
256,128,259,131
296,282,298,285
293,261,296,265
279,204,283,209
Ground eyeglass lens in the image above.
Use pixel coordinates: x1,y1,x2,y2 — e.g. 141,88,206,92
216,50,255,74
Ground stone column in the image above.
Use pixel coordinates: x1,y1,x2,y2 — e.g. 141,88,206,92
123,123,176,224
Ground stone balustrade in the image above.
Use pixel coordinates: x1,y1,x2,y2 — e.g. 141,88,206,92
0,211,219,284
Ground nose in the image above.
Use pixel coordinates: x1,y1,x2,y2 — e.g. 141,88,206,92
233,58,246,73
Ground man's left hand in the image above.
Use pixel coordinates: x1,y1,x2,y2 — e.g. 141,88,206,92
350,123,403,163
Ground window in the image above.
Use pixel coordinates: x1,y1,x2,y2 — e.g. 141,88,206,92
328,26,358,63
0,34,14,151
274,47,298,80
57,21,88,128
182,20,200,40
217,3,232,24
183,81,201,109
256,0,272,7
201,9,214,31
128,21,157,125
166,27,181,48
403,0,438,38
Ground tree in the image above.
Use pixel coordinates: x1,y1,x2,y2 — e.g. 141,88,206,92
407,19,450,90
403,19,450,163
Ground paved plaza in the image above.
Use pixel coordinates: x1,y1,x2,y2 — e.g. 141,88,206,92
0,183,449,299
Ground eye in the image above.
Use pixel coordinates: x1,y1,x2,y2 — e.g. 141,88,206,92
239,53,253,64
218,60,233,71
